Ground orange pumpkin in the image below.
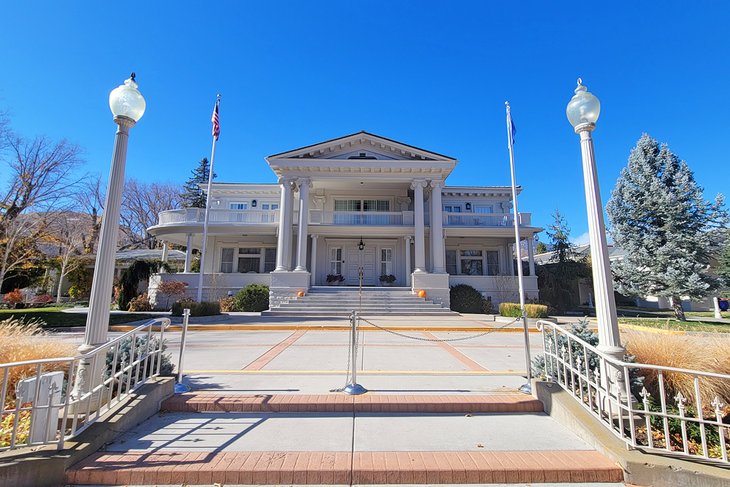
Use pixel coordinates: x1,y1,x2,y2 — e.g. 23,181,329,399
296,290,305,297
417,289,427,298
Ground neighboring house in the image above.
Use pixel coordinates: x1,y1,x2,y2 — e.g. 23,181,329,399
532,243,716,311
147,131,542,310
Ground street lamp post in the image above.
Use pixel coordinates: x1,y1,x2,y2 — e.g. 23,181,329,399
73,74,146,399
566,79,624,361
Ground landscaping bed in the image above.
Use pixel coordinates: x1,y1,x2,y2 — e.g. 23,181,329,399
0,307,159,328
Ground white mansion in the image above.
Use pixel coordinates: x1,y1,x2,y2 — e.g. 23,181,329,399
147,132,542,310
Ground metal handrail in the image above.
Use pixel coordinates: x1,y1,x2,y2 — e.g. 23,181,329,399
535,319,730,465
0,318,170,451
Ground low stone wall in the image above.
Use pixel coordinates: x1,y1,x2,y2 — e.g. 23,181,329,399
0,377,174,487
148,272,272,305
448,275,539,305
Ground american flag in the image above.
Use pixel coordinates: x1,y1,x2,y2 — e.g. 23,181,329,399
211,97,220,140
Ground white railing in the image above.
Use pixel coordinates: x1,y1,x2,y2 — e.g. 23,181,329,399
0,318,170,451
536,320,729,465
158,208,280,226
310,210,412,226
443,212,531,227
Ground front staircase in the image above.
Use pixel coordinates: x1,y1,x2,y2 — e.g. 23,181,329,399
263,286,456,316
65,392,625,485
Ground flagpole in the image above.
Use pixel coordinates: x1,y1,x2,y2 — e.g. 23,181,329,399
196,95,220,303
505,101,532,393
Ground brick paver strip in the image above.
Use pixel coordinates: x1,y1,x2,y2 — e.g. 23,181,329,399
243,329,307,370
66,450,622,484
162,392,543,413
421,331,489,371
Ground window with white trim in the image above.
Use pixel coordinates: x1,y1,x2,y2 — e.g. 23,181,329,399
219,247,276,273
460,250,483,275
485,250,500,275
229,202,248,210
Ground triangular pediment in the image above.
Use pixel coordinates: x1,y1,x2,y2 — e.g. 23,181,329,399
267,131,455,162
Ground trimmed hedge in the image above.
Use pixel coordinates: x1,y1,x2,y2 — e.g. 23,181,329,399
499,302,549,318
232,284,270,312
449,284,495,314
171,299,221,316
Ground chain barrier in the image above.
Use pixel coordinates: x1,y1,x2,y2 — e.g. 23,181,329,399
330,313,524,393
358,316,522,342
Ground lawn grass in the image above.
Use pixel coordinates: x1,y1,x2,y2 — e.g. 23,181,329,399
0,307,159,328
619,317,730,333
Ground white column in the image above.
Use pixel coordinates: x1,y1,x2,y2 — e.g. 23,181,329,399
508,244,515,276
275,177,294,271
161,241,169,263
527,236,536,277
429,180,445,273
404,236,412,287
83,116,134,350
184,234,193,272
578,127,622,355
411,179,427,273
310,235,318,286
295,178,311,272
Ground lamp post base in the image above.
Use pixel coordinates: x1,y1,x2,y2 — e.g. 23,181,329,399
343,383,368,395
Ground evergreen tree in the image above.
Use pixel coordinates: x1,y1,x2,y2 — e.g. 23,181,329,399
181,158,215,208
536,241,548,254
606,134,728,320
545,209,572,263
718,232,730,292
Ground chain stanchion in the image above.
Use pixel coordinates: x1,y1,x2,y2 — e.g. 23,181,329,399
358,316,522,342
174,308,191,394
343,310,367,395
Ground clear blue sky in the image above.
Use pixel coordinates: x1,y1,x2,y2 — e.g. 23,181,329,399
1,1,728,244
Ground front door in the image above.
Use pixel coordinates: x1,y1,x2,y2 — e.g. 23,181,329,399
345,242,377,286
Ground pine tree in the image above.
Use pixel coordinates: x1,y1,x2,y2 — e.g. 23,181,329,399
545,209,572,263
181,158,215,208
718,232,730,291
606,134,728,320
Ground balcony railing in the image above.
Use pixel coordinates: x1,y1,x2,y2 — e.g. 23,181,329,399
442,211,531,227
158,208,280,225
157,208,532,228
309,210,413,226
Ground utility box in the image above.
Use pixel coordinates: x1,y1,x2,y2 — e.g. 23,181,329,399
16,371,64,444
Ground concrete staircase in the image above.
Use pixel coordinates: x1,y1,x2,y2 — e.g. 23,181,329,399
65,393,626,485
263,286,456,316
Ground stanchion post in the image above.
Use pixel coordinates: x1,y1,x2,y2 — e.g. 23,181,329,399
344,310,367,395
174,308,191,394
519,312,532,394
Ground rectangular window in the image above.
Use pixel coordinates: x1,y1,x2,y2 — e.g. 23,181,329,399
239,248,261,255
364,200,390,212
237,257,260,273
460,249,483,276
446,250,457,275
220,248,234,273
474,205,494,214
264,248,277,272
380,248,393,275
334,200,361,212
444,205,461,213
486,250,500,275
230,202,248,210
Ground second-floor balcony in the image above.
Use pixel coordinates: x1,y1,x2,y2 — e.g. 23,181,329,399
156,208,532,228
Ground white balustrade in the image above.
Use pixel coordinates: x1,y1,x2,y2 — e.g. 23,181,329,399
310,210,406,226
442,212,532,227
157,208,280,226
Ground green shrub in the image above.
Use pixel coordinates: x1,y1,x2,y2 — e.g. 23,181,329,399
499,302,549,318
450,284,489,314
219,296,235,312
127,293,152,312
171,299,220,316
232,284,270,312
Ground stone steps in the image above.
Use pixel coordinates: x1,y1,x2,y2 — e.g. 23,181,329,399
265,287,456,316
65,393,625,485
66,450,624,485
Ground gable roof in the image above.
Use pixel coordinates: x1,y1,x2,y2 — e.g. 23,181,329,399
267,131,456,161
